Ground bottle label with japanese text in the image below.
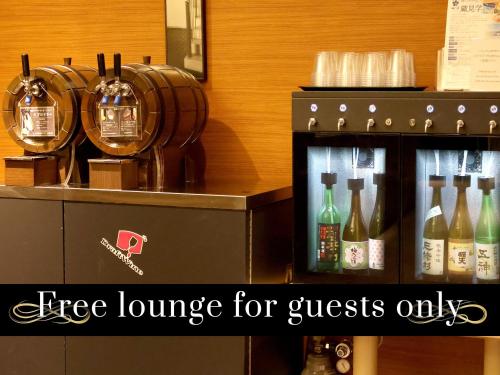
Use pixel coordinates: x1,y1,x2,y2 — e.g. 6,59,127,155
317,223,340,263
369,238,385,270
422,238,445,276
448,239,474,273
342,241,368,270
475,242,499,280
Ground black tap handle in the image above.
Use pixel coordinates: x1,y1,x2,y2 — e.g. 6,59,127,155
64,57,72,66
97,53,106,77
143,56,151,65
21,53,30,78
114,53,121,78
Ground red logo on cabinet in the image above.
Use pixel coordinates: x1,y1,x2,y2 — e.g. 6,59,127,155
116,230,148,258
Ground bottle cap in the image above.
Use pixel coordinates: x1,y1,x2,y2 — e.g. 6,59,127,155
373,173,385,187
347,178,364,190
429,174,446,188
453,174,471,188
321,172,337,187
478,176,495,192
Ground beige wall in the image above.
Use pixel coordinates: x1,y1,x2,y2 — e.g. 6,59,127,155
0,0,448,183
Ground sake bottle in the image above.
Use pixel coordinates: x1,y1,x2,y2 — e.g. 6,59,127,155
448,175,474,283
422,175,448,282
342,178,369,275
369,173,385,274
316,173,341,272
475,177,499,283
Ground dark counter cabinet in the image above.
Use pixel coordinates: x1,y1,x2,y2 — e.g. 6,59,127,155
0,182,294,375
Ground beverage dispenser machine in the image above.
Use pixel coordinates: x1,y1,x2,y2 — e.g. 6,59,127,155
292,90,499,284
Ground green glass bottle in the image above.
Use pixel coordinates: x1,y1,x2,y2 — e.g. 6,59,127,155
316,172,341,272
422,175,448,282
475,177,499,283
342,178,369,275
448,175,474,283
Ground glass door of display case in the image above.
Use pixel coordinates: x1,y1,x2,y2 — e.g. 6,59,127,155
293,133,400,283
402,135,500,284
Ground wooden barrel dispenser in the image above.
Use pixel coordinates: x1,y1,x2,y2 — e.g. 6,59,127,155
81,53,208,190
2,54,99,186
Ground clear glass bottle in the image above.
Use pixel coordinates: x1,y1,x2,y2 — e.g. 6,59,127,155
422,175,448,282
342,178,369,275
448,175,474,283
316,173,341,272
369,173,386,275
475,177,499,283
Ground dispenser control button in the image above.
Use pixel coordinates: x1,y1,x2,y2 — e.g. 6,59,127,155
426,104,435,114
369,104,377,113
385,118,392,126
458,105,466,114
491,105,498,114
310,103,318,112
339,104,348,112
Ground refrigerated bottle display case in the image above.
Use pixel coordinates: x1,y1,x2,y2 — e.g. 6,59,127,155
292,91,499,284
308,147,387,276
404,137,499,284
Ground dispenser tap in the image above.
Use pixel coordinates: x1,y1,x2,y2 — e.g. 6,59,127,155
110,52,132,105
456,119,465,134
95,53,110,104
424,119,433,133
367,118,375,132
307,117,317,131
337,118,345,131
20,54,44,104
490,120,498,134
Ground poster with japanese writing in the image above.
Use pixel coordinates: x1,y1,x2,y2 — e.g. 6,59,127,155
443,0,500,90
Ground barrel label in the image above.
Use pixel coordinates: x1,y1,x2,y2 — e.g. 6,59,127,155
20,106,56,137
100,106,139,138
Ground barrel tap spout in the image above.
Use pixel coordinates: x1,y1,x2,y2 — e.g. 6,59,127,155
110,53,131,106
96,53,110,104
20,54,43,104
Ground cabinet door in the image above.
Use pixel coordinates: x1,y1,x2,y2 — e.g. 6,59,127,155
402,135,500,283
0,198,64,375
64,202,248,283
293,133,400,283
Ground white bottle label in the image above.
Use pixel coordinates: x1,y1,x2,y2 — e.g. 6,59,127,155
422,238,445,276
369,239,385,270
475,242,499,280
425,206,442,222
342,241,368,270
448,240,474,273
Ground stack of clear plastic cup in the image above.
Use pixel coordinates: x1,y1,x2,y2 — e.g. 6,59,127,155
312,51,339,87
360,52,388,87
387,49,415,87
311,50,416,88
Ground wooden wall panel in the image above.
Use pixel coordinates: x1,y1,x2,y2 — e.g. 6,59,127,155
378,336,484,375
0,0,448,183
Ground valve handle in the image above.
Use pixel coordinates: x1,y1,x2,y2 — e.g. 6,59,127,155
21,53,30,78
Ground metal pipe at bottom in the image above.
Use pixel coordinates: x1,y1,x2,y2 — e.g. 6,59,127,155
353,336,378,375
